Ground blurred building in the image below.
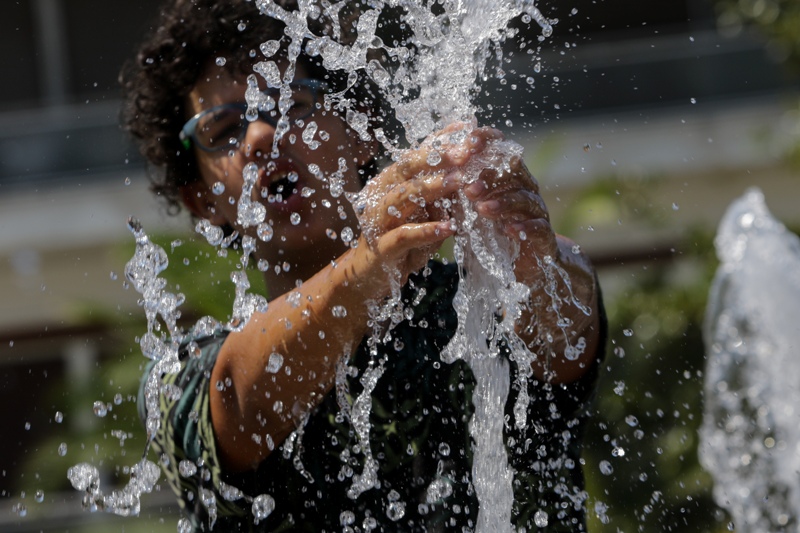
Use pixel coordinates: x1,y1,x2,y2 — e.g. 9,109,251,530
0,0,797,531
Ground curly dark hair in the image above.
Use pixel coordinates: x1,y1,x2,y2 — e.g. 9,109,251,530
121,0,387,213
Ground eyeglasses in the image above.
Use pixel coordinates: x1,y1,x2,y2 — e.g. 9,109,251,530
179,79,328,152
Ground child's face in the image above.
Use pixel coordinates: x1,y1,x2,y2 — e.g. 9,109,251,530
182,61,375,267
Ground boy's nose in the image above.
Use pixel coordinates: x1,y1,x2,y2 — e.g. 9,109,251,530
242,116,282,159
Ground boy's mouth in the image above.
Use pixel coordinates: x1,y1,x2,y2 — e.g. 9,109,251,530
262,168,300,200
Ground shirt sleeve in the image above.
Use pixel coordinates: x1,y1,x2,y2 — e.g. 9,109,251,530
137,332,248,528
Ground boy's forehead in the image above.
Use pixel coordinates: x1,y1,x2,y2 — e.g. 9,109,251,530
199,56,309,82
187,59,312,110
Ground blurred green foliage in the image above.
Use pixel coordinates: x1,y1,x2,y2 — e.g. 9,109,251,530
712,0,800,176
584,238,725,532
714,0,800,69
553,175,732,532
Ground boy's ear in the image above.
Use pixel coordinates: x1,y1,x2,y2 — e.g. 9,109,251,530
180,181,227,226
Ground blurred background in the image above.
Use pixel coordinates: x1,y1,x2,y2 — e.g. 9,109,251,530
0,0,798,531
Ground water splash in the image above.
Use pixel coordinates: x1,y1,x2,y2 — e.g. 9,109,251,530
299,1,576,528
67,459,161,517
250,0,554,148
124,217,183,439
237,162,267,228
701,188,800,532
69,218,270,519
82,0,592,527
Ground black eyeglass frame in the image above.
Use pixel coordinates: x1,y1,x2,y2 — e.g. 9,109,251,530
179,78,328,152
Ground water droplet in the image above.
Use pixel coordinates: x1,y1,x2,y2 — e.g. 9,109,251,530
438,442,451,456
341,227,354,244
178,517,193,533
179,460,197,477
67,463,100,491
534,509,549,527
612,446,625,457
196,219,225,246
212,182,225,195
58,442,68,456
124,177,131,186
93,401,108,417
426,478,453,503
302,122,321,150
12,503,27,517
386,500,405,521
690,97,696,104
340,510,356,525
215,57,227,66
260,40,280,58
672,202,679,211
290,213,301,226
332,305,347,318
266,353,284,373
54,411,63,423
185,341,201,359
625,415,639,427
623,328,633,337
426,149,442,166
237,22,247,31
34,490,44,503
599,460,614,475
252,494,275,523
257,223,274,242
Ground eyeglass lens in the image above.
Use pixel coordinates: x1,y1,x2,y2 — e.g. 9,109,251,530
195,85,317,150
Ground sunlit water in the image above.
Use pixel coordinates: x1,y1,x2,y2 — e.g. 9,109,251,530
68,1,594,529
701,188,800,532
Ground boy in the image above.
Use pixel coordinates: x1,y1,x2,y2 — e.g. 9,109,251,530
123,0,605,530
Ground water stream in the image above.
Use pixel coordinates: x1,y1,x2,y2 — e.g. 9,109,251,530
245,4,570,528
701,188,800,532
